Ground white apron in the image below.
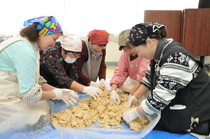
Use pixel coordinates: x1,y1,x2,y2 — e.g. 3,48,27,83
0,36,50,133
120,77,136,92
81,40,102,82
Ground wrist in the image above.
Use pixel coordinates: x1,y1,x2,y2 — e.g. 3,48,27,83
88,81,91,86
133,93,140,100
136,106,144,116
111,90,116,94
90,81,94,85
82,86,86,92
111,83,118,90
130,91,134,95
52,90,56,99
53,88,62,100
83,86,88,93
52,89,58,100
130,95,138,102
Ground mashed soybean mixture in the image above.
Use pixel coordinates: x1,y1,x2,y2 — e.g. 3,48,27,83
50,90,149,131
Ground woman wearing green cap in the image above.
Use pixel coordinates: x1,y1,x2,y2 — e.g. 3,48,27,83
0,16,78,131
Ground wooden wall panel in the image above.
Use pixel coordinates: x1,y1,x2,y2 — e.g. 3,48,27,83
144,10,182,43
182,8,210,56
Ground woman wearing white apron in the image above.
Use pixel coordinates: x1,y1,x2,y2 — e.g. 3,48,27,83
77,29,110,88
0,16,78,133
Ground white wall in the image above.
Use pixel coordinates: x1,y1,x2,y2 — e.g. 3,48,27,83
106,41,122,63
105,0,210,65
105,41,210,65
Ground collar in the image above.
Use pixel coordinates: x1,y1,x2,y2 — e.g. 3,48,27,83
34,42,41,52
154,38,173,62
130,54,138,61
88,41,102,60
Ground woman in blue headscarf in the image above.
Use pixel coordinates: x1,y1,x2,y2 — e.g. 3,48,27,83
0,16,78,132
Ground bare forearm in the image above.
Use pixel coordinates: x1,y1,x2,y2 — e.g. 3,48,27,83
133,84,149,99
130,81,140,95
40,83,56,100
111,83,118,91
41,82,56,91
40,90,56,100
136,105,146,115
70,81,85,92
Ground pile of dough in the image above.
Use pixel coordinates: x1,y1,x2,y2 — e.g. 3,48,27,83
129,116,149,131
50,90,149,131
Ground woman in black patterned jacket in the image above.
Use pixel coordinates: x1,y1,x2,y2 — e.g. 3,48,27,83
122,22,210,135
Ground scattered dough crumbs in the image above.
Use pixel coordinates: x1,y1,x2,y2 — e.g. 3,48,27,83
50,90,150,131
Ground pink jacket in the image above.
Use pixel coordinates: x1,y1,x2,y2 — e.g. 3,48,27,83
110,51,150,88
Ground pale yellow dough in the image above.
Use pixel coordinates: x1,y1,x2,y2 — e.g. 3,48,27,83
50,89,149,131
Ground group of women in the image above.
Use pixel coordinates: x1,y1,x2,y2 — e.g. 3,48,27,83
0,15,209,136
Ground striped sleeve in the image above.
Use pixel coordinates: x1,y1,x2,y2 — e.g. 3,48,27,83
141,52,201,115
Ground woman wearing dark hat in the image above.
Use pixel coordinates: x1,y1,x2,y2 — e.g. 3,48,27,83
109,29,150,105
0,16,78,130
77,29,110,87
122,22,210,136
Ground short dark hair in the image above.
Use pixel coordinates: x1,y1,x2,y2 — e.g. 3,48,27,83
119,42,132,50
119,46,125,51
20,23,39,42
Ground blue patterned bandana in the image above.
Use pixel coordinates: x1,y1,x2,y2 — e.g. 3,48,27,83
23,16,63,36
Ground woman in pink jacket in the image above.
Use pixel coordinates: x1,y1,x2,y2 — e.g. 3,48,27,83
110,29,150,105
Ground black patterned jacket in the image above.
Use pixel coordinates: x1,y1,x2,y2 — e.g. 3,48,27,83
40,42,78,88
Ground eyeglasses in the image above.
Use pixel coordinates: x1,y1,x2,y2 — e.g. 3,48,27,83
92,44,107,50
98,44,107,47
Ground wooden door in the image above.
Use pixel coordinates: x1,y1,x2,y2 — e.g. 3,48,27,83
144,10,182,43
182,8,210,56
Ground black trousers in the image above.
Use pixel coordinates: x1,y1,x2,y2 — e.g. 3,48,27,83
154,120,210,135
